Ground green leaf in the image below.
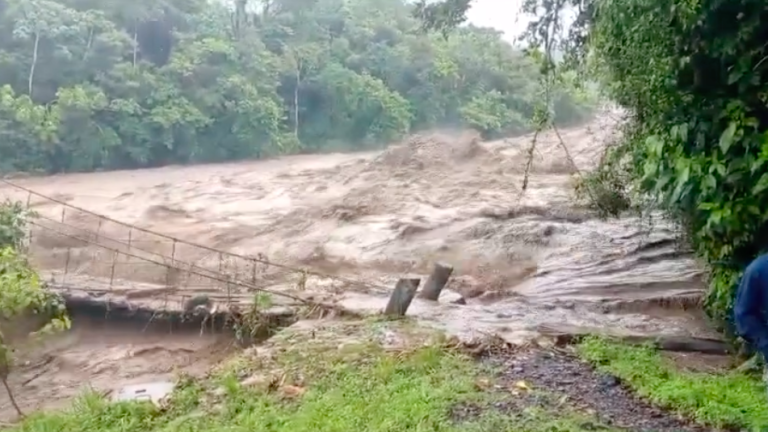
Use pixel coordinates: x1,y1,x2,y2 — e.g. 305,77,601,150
727,69,742,85
753,173,768,195
719,122,737,154
645,135,664,156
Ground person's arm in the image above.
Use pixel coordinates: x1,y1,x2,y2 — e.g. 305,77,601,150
734,257,768,358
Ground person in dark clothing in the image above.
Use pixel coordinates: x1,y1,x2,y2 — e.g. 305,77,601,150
734,253,768,373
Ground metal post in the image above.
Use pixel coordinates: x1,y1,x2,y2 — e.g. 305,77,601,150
109,251,117,288
95,218,103,241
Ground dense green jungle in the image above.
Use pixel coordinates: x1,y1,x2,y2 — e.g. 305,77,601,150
0,0,595,175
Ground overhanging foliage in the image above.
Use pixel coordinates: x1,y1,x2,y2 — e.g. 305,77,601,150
420,0,768,335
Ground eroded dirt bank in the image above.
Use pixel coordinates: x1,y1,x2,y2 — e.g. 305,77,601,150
0,114,712,359
0,303,256,421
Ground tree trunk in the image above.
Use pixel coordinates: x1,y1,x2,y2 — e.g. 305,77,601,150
28,32,39,97
293,61,300,137
82,27,94,61
235,0,247,38
235,7,240,38
2,377,23,418
538,325,731,355
132,20,138,67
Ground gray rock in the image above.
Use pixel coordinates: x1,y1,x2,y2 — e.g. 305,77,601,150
439,289,466,305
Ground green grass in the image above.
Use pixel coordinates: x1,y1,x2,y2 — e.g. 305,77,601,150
8,341,613,432
577,336,768,431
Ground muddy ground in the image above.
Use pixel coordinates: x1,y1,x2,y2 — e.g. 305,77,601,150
0,310,242,420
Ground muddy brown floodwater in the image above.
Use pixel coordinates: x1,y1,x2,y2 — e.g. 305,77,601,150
0,111,716,420
0,310,238,420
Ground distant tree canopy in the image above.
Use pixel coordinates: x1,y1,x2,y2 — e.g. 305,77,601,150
0,0,596,174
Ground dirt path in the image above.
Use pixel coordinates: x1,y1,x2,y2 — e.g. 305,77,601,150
480,349,705,432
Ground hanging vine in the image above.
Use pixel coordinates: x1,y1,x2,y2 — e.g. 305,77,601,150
517,0,618,215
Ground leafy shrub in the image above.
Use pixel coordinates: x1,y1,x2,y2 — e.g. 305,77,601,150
0,201,68,417
0,199,34,251
586,0,768,331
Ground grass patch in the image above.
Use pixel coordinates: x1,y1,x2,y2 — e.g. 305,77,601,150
577,336,768,431
7,324,615,432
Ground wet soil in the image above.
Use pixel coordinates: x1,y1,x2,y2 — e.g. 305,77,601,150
468,349,707,432
0,309,243,422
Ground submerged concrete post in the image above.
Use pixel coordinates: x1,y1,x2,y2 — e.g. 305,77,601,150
384,278,421,316
418,262,454,301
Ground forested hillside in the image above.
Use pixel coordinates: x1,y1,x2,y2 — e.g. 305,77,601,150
0,0,595,174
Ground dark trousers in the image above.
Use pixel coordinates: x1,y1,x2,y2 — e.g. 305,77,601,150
734,254,768,360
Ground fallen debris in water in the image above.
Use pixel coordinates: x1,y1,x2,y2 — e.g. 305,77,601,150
111,381,176,407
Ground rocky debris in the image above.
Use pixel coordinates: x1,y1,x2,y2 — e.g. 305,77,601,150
439,289,466,305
